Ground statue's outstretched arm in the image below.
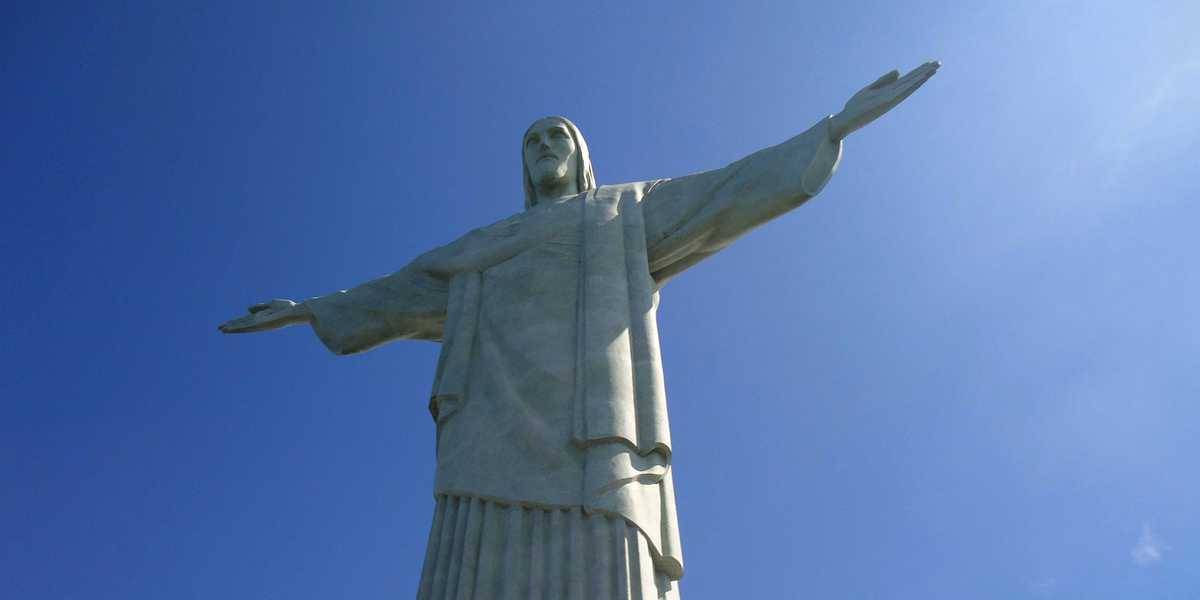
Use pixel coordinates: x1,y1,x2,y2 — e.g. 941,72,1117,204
642,61,939,283
218,261,450,355
216,202,571,354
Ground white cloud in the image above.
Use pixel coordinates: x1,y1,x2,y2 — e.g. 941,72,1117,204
1095,54,1200,169
1026,576,1056,597
1131,524,1167,566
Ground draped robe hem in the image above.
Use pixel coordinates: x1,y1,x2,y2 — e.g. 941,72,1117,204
429,490,683,579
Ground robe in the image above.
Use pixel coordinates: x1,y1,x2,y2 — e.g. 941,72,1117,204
304,117,842,599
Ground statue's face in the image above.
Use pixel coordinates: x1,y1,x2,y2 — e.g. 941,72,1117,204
523,118,578,190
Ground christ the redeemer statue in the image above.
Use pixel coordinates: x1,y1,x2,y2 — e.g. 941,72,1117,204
220,61,939,600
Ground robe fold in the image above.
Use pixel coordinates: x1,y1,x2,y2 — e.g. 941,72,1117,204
305,117,842,597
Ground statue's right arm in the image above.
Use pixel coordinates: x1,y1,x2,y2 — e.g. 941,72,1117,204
640,61,938,284
639,115,843,284
218,259,450,355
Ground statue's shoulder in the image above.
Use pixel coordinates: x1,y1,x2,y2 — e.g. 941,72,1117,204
472,211,525,238
595,179,669,202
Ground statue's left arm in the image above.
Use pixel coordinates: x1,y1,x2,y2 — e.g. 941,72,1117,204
642,61,938,282
216,205,571,354
301,263,449,354
218,260,449,355
217,202,577,354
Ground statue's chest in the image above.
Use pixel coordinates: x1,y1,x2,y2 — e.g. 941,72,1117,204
485,221,580,296
476,224,582,338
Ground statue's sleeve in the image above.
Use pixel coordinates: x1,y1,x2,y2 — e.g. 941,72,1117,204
641,116,843,283
304,262,449,355
301,207,550,355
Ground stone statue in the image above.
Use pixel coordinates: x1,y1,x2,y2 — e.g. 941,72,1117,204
219,61,939,600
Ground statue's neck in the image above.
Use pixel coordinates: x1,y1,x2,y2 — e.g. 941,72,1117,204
532,180,580,207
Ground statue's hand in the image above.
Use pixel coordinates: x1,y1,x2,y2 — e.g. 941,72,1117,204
829,60,940,141
218,299,311,334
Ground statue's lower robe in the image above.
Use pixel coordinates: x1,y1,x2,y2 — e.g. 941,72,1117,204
419,495,679,600
305,117,843,600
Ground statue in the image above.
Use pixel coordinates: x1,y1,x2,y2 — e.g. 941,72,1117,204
219,61,940,600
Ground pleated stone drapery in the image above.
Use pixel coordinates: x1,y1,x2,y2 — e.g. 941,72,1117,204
418,494,681,600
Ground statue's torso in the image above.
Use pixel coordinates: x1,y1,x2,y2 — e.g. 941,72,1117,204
426,186,683,578
433,220,586,505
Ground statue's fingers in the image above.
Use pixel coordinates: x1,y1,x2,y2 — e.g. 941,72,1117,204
910,66,938,92
869,69,901,89
219,314,261,333
895,65,931,87
884,77,929,111
893,65,937,98
906,62,940,86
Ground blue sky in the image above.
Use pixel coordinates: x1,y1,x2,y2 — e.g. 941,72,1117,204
3,1,1199,598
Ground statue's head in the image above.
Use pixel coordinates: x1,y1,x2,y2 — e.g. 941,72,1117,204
522,116,596,208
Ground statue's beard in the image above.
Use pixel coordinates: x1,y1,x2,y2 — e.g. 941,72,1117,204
531,162,570,189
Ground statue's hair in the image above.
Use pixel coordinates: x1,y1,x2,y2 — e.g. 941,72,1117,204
522,116,596,209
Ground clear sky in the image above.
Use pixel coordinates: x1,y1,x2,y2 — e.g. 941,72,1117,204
3,1,1199,598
